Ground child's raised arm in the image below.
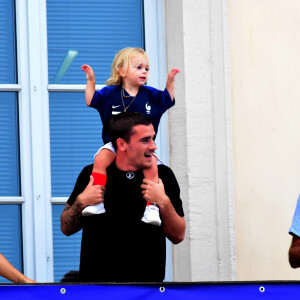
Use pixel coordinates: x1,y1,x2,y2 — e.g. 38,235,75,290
82,64,96,106
166,68,180,101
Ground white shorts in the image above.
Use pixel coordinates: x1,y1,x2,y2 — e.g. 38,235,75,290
94,142,163,165
94,142,116,156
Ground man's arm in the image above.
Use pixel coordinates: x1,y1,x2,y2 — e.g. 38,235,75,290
61,175,105,236
61,201,84,237
289,235,300,268
141,178,185,244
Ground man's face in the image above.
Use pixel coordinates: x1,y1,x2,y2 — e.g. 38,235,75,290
125,124,157,170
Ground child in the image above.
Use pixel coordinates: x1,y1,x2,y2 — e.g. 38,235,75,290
81,47,179,226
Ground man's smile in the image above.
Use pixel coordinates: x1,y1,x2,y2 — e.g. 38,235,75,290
144,153,153,161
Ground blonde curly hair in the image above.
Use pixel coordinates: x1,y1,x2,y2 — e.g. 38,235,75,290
106,47,149,86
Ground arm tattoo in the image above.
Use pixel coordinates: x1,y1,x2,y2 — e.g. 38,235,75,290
61,198,84,236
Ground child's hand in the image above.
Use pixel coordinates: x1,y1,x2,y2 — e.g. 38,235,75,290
168,68,180,82
81,64,95,81
166,69,180,101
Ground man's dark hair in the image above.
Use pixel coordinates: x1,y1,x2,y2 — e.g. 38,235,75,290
109,112,152,149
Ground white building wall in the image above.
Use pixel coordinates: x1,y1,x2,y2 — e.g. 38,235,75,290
229,0,300,280
165,0,236,281
166,0,300,281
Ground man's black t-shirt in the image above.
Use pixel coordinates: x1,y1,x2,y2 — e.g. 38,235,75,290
67,163,184,282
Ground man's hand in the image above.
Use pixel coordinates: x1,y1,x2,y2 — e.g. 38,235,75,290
77,175,106,209
141,177,185,244
61,175,105,236
141,178,168,208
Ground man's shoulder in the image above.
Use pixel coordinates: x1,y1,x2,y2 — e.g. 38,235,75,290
66,164,93,206
158,164,170,171
158,164,172,171
82,164,93,172
106,162,116,172
80,164,93,177
158,164,176,179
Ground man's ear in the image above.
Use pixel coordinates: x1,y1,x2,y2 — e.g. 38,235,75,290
116,138,127,151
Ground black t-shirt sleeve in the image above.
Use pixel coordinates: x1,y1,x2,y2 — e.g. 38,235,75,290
158,165,184,217
67,164,93,206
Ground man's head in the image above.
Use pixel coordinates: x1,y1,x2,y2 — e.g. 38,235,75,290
109,112,152,149
109,112,157,171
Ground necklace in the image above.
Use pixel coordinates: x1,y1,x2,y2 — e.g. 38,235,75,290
121,87,139,112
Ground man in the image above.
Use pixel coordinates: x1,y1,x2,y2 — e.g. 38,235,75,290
289,195,300,268
61,112,185,282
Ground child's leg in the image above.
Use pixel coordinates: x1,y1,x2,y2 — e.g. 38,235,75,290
143,156,158,206
92,148,116,186
82,148,115,216
143,156,159,184
141,156,161,226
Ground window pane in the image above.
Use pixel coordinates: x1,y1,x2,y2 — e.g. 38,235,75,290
0,205,22,284
47,0,144,84
49,92,101,197
52,204,81,282
0,92,20,196
0,0,17,83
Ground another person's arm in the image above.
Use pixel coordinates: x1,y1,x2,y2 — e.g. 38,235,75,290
289,235,300,268
0,253,36,283
288,195,300,268
61,173,105,236
141,178,185,244
166,68,180,100
81,64,96,106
